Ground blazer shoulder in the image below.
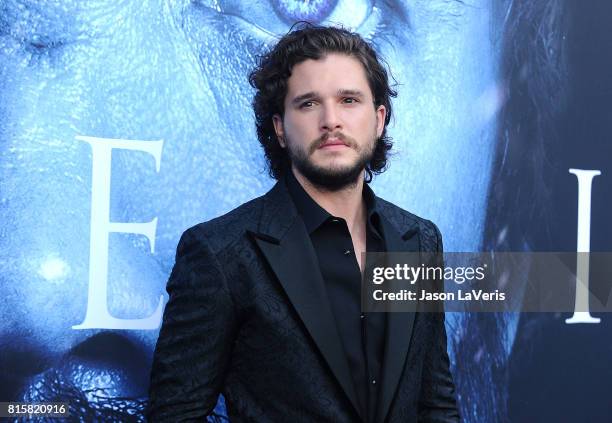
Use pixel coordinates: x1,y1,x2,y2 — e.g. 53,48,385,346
377,197,443,252
181,194,265,254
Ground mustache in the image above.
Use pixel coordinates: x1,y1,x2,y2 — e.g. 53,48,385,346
309,132,357,154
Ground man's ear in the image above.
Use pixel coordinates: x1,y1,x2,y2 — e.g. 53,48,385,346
375,105,387,139
272,114,286,148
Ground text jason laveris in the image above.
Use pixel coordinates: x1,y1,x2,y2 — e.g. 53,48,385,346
372,289,506,302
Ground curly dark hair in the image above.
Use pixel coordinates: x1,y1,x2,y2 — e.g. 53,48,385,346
248,23,397,181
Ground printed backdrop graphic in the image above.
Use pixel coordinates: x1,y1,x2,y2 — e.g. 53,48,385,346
0,0,610,421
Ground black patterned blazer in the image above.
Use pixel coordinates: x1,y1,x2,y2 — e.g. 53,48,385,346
147,179,459,423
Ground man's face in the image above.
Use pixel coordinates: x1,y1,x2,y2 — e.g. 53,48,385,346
273,53,386,189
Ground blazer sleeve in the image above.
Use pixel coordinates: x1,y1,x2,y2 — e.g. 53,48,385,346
147,227,238,422
417,223,461,422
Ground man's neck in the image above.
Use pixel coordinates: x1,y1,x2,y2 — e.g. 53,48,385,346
291,167,367,233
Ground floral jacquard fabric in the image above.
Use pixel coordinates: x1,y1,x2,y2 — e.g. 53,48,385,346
148,182,460,423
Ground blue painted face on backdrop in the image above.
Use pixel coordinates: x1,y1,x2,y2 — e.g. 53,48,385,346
0,0,505,416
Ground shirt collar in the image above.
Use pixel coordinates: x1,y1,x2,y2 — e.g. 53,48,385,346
285,170,383,238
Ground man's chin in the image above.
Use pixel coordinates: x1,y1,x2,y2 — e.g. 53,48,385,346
296,165,365,191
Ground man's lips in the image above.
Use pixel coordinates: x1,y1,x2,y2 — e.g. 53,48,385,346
318,138,348,149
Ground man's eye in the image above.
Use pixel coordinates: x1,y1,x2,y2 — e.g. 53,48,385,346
343,97,359,104
300,101,315,108
198,0,386,41
272,0,338,24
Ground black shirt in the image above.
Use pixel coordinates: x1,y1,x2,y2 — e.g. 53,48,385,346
286,171,387,423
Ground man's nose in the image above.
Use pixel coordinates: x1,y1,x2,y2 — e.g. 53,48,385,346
320,104,342,132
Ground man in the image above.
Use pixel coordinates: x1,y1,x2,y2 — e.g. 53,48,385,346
148,25,459,422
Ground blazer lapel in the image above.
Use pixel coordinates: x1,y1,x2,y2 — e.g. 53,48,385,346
249,181,363,419
376,215,421,423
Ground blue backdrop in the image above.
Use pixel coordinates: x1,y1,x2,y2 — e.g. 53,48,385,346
1,0,610,421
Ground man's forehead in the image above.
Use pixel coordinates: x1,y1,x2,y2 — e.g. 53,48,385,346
286,53,371,96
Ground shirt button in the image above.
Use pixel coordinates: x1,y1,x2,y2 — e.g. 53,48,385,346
372,379,377,385
331,218,340,223
344,249,351,255
360,313,365,319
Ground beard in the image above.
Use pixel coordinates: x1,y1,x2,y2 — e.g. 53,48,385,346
286,131,376,192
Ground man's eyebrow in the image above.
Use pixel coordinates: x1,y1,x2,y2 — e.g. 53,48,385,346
290,89,366,106
291,92,320,105
337,89,365,98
